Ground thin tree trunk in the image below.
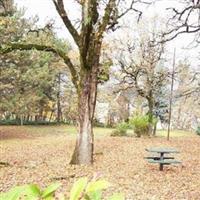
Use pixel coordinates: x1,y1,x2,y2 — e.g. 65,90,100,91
57,73,62,123
167,48,176,140
107,107,114,127
38,107,43,121
49,109,54,122
26,115,30,122
147,96,154,135
153,121,157,136
20,115,23,126
70,68,97,165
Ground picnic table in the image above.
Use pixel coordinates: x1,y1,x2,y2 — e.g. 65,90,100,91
145,147,181,171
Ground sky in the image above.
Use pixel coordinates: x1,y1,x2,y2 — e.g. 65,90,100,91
14,0,199,69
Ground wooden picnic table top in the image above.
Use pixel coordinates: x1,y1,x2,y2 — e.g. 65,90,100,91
145,147,180,154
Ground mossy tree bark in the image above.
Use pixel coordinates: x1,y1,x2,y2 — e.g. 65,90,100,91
70,67,98,164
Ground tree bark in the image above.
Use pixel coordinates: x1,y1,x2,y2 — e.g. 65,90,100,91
147,96,154,135
49,109,54,122
38,105,43,121
70,67,98,165
153,121,157,136
57,73,62,123
20,115,23,126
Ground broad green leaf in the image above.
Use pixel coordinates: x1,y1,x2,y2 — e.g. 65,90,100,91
107,193,125,200
69,177,88,200
86,180,111,193
2,186,24,200
0,192,7,200
41,182,61,198
87,190,102,200
23,184,41,198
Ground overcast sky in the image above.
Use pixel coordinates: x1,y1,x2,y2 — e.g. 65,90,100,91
14,0,199,68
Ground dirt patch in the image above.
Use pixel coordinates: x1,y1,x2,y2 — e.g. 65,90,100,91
0,126,33,140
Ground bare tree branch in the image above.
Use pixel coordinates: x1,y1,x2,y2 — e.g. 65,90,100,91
52,0,80,47
162,0,200,43
98,0,116,39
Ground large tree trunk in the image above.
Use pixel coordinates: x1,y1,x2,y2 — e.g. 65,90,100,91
70,67,98,165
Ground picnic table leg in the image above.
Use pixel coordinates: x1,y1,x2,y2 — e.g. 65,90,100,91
159,152,164,171
159,163,164,171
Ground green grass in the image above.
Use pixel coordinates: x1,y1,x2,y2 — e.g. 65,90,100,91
1,125,194,138
156,129,194,137
20,125,114,137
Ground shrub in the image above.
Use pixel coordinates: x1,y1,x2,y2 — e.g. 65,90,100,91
0,119,69,126
110,122,129,137
129,115,150,137
0,177,124,200
196,126,200,136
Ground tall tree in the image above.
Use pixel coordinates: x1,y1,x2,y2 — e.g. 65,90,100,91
117,30,169,135
0,0,147,164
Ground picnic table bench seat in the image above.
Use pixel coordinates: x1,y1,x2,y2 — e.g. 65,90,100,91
146,159,181,164
144,156,175,160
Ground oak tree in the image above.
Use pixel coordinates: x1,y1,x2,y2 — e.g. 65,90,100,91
117,30,169,135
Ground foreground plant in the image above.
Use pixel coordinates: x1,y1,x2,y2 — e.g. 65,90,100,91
0,177,124,200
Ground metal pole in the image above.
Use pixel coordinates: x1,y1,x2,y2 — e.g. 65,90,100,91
167,48,176,140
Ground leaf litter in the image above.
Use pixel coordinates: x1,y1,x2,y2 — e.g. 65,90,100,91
0,126,200,200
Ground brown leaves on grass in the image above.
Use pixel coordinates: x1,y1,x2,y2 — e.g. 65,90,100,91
0,126,200,200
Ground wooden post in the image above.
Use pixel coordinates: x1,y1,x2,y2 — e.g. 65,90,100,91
167,48,176,140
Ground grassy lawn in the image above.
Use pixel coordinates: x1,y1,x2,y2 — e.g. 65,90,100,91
156,129,194,137
0,125,195,140
126,129,194,137
19,125,115,137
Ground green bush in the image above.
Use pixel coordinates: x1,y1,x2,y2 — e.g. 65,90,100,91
0,119,19,125
196,126,200,136
129,115,150,137
0,177,124,200
110,122,129,137
0,119,69,126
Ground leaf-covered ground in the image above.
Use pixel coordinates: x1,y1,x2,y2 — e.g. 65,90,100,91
0,126,200,200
